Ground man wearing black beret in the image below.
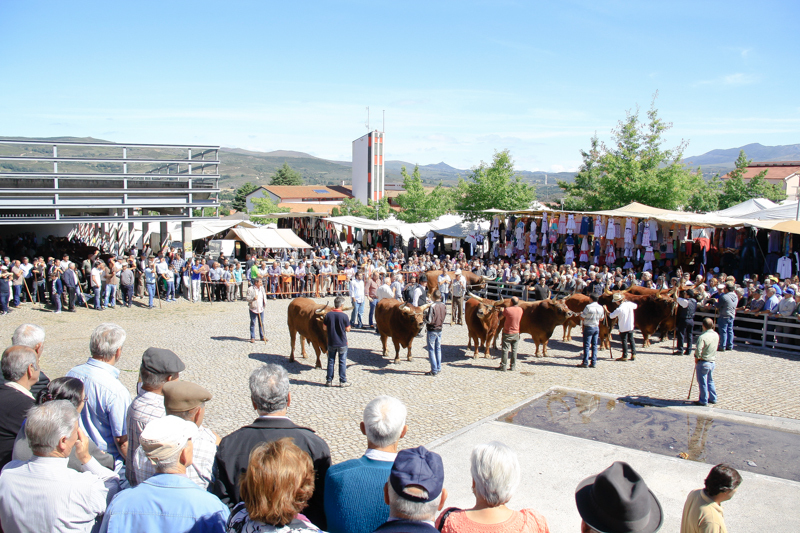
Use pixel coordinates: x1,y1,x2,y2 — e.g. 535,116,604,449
125,347,184,486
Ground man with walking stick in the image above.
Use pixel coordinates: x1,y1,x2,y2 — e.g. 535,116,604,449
606,292,638,361
692,318,719,406
246,278,268,343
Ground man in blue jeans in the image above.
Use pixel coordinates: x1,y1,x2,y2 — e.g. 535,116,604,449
323,296,351,387
145,261,157,309
424,289,446,376
579,293,604,368
714,281,737,351
693,318,719,406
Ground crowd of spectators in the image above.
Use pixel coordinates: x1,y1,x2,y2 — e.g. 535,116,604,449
0,321,743,532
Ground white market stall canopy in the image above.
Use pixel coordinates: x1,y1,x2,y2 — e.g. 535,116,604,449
712,198,777,218
222,227,311,249
192,219,257,240
323,214,483,241
586,202,747,228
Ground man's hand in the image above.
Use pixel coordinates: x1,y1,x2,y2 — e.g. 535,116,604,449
75,427,93,465
694,357,699,364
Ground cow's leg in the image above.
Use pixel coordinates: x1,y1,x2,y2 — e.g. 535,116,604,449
380,334,388,357
407,338,414,361
300,336,308,359
534,341,541,357
393,339,401,363
472,335,480,359
289,327,297,362
643,331,651,348
483,336,492,359
542,339,549,357
313,345,323,369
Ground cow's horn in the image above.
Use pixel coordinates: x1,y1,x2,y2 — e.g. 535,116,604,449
314,303,329,314
467,291,481,299
482,275,493,280
419,303,433,311
341,305,353,311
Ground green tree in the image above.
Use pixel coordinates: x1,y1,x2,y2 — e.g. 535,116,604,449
270,162,303,186
560,96,698,210
395,165,458,222
559,135,603,211
231,182,257,212
336,197,392,220
685,170,721,213
718,150,786,209
457,150,536,221
249,195,289,224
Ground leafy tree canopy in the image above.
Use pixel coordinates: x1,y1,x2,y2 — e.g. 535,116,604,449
457,149,535,221
250,195,289,224
232,182,257,212
560,95,700,211
336,197,392,220
270,162,303,186
717,150,786,209
395,165,459,223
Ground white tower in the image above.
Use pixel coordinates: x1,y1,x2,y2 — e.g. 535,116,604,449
352,130,385,203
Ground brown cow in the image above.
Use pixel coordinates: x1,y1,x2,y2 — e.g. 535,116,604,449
426,270,490,296
464,294,504,358
287,297,333,368
492,298,576,357
375,299,432,363
562,294,613,349
601,291,677,348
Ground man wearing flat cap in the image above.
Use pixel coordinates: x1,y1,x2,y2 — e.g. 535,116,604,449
132,380,217,489
100,416,229,533
373,446,448,533
575,461,663,533
125,347,184,486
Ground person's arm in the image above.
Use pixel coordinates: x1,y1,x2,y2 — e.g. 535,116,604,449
676,297,689,308
75,428,121,503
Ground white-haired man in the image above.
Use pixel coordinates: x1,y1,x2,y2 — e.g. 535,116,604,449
99,416,229,533
67,323,130,469
0,400,121,533
0,346,40,470
325,396,408,533
3,323,50,398
212,364,331,529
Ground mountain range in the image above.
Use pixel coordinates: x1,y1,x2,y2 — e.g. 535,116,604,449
2,136,798,195
682,143,800,175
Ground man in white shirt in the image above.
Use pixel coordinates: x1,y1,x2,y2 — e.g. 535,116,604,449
606,292,639,361
90,261,104,310
451,269,467,325
437,270,451,306
376,276,394,302
320,260,333,296
350,272,366,329
0,400,121,533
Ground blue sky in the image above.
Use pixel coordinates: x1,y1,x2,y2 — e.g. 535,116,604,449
1,0,797,172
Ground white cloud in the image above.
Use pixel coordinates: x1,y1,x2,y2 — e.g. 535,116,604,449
723,73,758,85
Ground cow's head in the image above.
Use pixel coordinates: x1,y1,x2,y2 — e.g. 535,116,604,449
399,302,433,328
654,294,677,317
551,299,577,322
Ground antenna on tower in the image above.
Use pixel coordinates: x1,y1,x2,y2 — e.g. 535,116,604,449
366,107,369,131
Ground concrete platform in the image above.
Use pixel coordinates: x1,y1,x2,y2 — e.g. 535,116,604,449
427,389,800,533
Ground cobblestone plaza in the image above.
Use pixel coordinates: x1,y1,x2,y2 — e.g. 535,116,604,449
2,297,798,463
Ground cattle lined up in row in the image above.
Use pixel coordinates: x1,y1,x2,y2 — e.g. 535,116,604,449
284,286,678,366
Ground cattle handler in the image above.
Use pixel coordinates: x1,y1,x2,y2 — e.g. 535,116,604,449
499,296,524,371
323,296,352,387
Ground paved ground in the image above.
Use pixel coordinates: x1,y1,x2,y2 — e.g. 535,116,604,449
428,392,800,533
2,295,799,463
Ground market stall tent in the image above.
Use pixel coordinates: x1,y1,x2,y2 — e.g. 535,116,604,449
221,227,310,249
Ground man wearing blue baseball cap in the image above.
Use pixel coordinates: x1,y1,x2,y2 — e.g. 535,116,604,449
374,446,448,533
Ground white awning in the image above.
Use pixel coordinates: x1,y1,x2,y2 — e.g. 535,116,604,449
222,227,311,249
191,219,257,240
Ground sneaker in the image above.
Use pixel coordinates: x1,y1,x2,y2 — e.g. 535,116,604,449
424,371,435,376
54,310,61,314
694,401,708,406
339,381,351,388
576,363,588,368
497,365,507,372
326,381,333,387
589,363,595,368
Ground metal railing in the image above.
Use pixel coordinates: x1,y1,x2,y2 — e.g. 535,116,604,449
692,309,800,353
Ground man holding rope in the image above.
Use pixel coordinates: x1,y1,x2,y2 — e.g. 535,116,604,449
693,318,719,406
246,278,268,343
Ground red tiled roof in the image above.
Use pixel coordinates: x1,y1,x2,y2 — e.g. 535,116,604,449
721,162,800,181
259,186,350,200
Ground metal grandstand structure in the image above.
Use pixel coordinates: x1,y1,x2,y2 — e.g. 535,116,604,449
0,138,220,224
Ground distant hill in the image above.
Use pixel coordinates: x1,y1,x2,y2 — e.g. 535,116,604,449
0,136,572,199
683,143,800,176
